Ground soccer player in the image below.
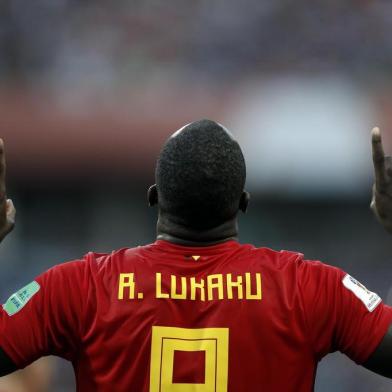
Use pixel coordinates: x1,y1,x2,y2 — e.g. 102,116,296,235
0,120,391,391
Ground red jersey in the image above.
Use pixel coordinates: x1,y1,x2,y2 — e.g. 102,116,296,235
1,240,391,391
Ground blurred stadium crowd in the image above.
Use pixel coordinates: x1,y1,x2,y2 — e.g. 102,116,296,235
0,1,392,391
1,1,392,82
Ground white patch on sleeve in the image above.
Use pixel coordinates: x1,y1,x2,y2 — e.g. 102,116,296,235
342,274,381,312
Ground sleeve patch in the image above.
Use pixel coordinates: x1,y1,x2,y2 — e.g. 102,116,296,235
342,274,381,312
2,281,41,316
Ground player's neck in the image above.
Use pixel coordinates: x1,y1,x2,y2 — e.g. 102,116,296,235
156,213,239,246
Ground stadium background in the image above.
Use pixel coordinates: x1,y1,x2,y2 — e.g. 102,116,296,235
1,1,392,390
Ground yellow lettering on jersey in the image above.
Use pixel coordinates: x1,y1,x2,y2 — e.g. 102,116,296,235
136,272,262,302
170,275,187,300
156,273,169,298
207,274,224,300
245,272,262,300
190,277,205,301
118,273,135,299
227,273,243,299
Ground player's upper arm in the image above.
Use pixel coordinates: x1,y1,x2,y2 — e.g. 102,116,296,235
298,259,392,366
363,323,392,378
0,346,17,376
0,257,90,371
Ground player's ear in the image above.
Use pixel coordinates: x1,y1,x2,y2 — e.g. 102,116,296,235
147,184,158,207
239,191,250,213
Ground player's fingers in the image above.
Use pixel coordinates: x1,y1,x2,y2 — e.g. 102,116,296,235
6,199,15,224
370,184,380,218
371,127,388,191
0,139,7,213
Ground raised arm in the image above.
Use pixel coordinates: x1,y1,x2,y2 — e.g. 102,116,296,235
0,140,15,242
0,139,18,375
363,127,392,377
0,139,89,378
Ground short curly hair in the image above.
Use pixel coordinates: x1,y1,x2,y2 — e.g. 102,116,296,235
156,119,246,229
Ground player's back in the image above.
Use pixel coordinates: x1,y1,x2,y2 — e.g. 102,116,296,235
75,240,317,391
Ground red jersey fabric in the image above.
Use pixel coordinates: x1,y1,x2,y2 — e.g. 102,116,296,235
1,240,391,391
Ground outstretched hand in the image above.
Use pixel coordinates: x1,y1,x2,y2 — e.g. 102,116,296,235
371,127,392,233
0,139,15,242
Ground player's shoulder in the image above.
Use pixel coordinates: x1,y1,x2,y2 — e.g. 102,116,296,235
83,243,154,271
248,245,341,275
247,244,304,268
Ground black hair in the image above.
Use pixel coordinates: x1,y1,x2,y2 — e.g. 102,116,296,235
156,119,246,229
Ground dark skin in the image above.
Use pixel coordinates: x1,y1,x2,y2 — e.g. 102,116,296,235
0,139,18,375
148,124,250,246
362,127,392,377
147,184,250,246
0,126,391,378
